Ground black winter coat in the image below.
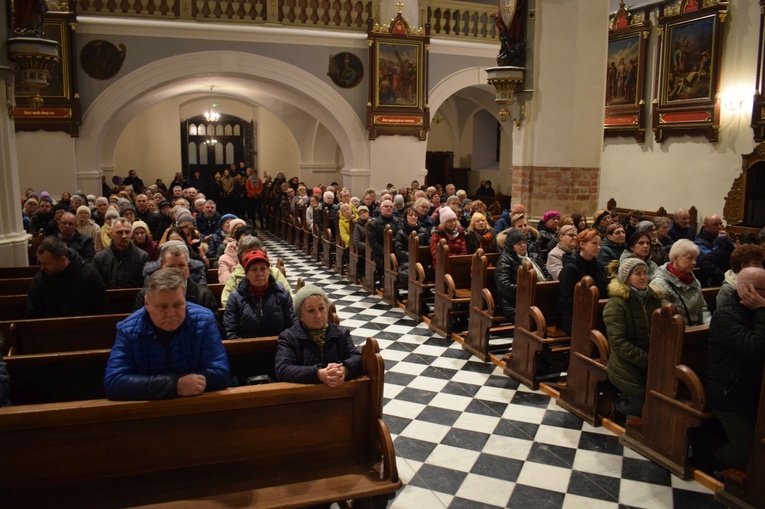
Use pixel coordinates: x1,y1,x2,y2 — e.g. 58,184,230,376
558,251,608,335
223,276,298,339
275,322,362,383
703,304,765,417
494,244,551,322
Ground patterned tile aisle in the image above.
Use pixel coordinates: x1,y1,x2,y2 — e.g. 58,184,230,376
261,233,724,509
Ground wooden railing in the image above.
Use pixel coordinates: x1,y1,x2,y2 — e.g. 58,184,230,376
75,0,498,40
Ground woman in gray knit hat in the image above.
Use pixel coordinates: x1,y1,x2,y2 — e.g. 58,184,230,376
275,285,362,386
603,258,663,417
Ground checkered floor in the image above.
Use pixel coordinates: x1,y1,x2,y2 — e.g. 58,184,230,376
261,232,723,509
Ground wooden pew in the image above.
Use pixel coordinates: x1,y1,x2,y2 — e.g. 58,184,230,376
0,283,226,321
311,216,322,263
5,336,279,405
606,197,698,233
0,266,39,279
503,262,569,389
555,276,613,426
716,366,765,509
362,222,377,294
322,208,336,270
1,313,128,355
462,250,504,361
0,338,401,509
405,231,433,321
382,226,402,306
0,278,32,296
293,202,305,251
620,303,712,479
429,241,474,337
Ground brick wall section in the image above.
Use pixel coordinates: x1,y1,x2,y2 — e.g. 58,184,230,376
511,166,600,217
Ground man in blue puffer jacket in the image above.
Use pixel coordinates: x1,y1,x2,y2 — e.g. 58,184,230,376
104,269,230,400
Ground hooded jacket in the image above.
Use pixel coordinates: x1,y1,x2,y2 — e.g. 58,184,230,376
603,278,663,400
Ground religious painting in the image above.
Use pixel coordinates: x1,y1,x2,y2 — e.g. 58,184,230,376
661,16,715,104
652,0,727,143
80,40,127,81
366,13,430,140
327,52,363,89
604,2,650,142
375,41,420,107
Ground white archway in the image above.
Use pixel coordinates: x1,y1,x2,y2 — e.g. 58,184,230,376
76,51,369,180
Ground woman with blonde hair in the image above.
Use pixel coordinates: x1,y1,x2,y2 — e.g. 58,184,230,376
75,205,103,252
651,239,710,326
466,212,497,255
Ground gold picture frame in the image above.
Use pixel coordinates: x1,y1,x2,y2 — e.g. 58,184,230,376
366,13,430,140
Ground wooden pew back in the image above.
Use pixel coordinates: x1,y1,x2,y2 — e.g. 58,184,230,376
621,303,712,478
405,230,433,320
429,241,474,336
0,339,399,509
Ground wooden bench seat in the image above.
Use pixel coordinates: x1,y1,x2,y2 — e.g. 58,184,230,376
606,197,698,232
429,241,474,337
620,303,712,479
462,250,505,362
555,276,613,426
0,338,400,509
6,336,279,405
405,232,434,321
503,262,569,389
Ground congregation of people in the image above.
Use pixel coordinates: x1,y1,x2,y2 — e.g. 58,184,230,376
4,169,765,480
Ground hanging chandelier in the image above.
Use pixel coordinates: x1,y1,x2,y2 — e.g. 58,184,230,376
204,85,220,122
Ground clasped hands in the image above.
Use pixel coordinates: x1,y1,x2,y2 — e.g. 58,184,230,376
318,363,347,388
177,373,207,397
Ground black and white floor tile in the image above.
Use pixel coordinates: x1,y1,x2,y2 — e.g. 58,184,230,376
261,232,724,509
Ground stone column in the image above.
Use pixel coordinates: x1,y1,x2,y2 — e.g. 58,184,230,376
510,0,608,218
0,67,31,265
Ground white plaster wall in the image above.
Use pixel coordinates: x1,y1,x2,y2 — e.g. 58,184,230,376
114,99,182,180
258,108,301,180
600,0,758,223
369,137,428,190
16,131,78,196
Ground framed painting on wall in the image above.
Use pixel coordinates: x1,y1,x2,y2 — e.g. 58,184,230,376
366,11,430,140
604,2,651,142
651,0,727,143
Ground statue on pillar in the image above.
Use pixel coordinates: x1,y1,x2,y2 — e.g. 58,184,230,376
14,0,48,36
494,0,527,68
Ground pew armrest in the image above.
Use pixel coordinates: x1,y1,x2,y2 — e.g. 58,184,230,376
529,306,547,335
675,364,706,411
388,253,398,271
376,417,399,483
589,329,610,365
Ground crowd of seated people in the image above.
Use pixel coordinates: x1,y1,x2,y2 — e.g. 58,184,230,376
14,175,765,481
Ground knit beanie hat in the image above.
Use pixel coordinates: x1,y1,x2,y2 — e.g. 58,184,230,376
618,258,647,284
393,195,405,207
176,214,196,228
131,220,149,234
357,206,369,213
505,228,526,248
76,205,91,217
228,218,246,234
293,284,329,316
218,213,237,229
543,210,561,222
636,220,655,233
594,209,610,226
439,207,457,223
105,206,120,219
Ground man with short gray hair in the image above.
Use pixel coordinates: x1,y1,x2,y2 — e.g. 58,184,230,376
104,268,230,401
133,243,217,313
